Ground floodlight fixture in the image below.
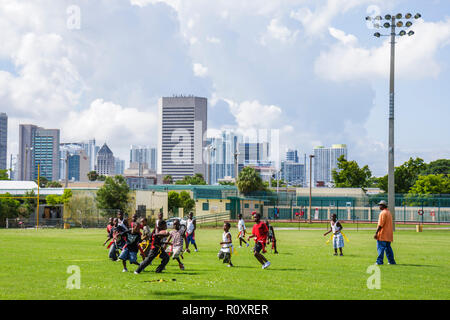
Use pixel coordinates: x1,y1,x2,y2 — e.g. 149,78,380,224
384,22,391,28
399,30,406,36
396,13,402,19
408,30,415,36
385,14,392,20
405,13,412,19
405,21,413,27
414,13,421,19
374,32,381,38
396,21,404,27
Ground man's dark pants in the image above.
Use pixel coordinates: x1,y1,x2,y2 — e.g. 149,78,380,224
135,247,169,273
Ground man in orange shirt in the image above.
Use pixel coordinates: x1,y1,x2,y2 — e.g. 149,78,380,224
374,200,396,265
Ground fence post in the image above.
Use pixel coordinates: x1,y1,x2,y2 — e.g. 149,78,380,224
6,218,8,229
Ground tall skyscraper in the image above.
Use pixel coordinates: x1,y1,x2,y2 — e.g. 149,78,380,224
19,124,60,181
281,161,305,186
81,139,97,171
313,144,347,186
114,157,125,175
158,96,207,181
286,149,299,163
206,130,239,184
0,113,7,170
130,145,157,171
60,143,90,182
95,143,115,176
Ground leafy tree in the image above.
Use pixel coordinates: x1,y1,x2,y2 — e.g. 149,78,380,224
331,155,372,190
35,176,48,188
236,167,265,195
0,169,9,180
163,175,173,184
421,159,450,175
46,181,63,188
378,157,426,193
0,193,21,224
408,174,450,195
168,191,181,214
218,181,235,186
175,173,207,185
19,191,36,218
96,175,130,215
87,171,98,181
97,175,107,181
179,191,195,214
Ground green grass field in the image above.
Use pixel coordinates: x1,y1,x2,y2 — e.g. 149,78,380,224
0,227,449,300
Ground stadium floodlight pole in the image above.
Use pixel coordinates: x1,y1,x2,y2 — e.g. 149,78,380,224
366,12,420,231
309,154,314,224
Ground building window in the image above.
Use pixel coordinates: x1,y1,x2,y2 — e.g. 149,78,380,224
244,203,249,208
255,204,259,209
202,203,209,211
226,203,231,211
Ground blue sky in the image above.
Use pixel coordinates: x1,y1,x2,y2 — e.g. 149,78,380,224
0,0,449,177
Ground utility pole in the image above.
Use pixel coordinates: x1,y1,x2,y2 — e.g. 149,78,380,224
309,154,314,224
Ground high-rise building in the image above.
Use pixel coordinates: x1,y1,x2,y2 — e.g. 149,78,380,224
313,144,347,186
206,130,240,184
286,149,299,163
239,142,271,166
95,143,115,176
281,161,305,186
130,145,157,171
19,124,60,181
0,113,7,170
114,157,125,175
60,143,90,182
158,96,207,181
80,139,97,171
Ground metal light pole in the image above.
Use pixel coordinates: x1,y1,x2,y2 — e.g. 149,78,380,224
367,12,421,231
234,147,240,183
309,154,314,224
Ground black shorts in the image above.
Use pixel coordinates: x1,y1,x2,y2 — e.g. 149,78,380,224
254,241,264,253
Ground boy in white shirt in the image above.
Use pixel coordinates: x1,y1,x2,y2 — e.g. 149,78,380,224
237,214,249,248
218,222,233,267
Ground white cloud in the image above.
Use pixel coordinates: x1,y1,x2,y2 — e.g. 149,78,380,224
261,18,299,45
62,99,157,155
225,99,283,129
315,19,450,81
193,62,208,77
206,36,221,44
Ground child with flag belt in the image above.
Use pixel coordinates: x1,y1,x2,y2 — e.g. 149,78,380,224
324,214,348,256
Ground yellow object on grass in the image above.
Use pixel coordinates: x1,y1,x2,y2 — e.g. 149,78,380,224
326,232,350,244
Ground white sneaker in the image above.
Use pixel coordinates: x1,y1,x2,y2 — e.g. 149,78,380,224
195,249,198,252
262,261,271,269
122,268,128,272
134,271,139,274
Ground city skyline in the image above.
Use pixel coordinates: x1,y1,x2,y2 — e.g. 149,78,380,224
1,1,449,178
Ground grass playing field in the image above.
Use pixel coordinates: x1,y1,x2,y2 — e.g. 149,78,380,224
0,227,449,300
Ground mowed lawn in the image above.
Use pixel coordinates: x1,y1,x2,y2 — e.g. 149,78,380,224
0,227,449,300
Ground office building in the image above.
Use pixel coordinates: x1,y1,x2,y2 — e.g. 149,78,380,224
281,161,305,186
130,145,157,171
206,130,239,184
314,144,347,186
95,143,115,176
114,157,125,175
286,149,299,163
0,113,7,170
19,124,60,181
158,96,207,181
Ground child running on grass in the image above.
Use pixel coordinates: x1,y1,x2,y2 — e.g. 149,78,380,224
237,214,249,248
139,217,152,258
166,219,189,270
119,223,142,272
134,220,170,274
324,214,344,256
265,220,278,254
218,222,233,267
248,213,271,269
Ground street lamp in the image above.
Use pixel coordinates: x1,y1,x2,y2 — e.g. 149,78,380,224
366,12,421,231
309,154,314,224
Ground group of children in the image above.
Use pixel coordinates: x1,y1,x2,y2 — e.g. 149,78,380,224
103,209,345,274
103,211,198,273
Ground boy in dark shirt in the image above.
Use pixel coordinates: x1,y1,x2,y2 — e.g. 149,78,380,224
105,218,127,261
265,220,279,254
119,223,142,272
134,220,170,274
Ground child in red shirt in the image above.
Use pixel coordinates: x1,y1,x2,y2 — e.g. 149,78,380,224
248,213,271,269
